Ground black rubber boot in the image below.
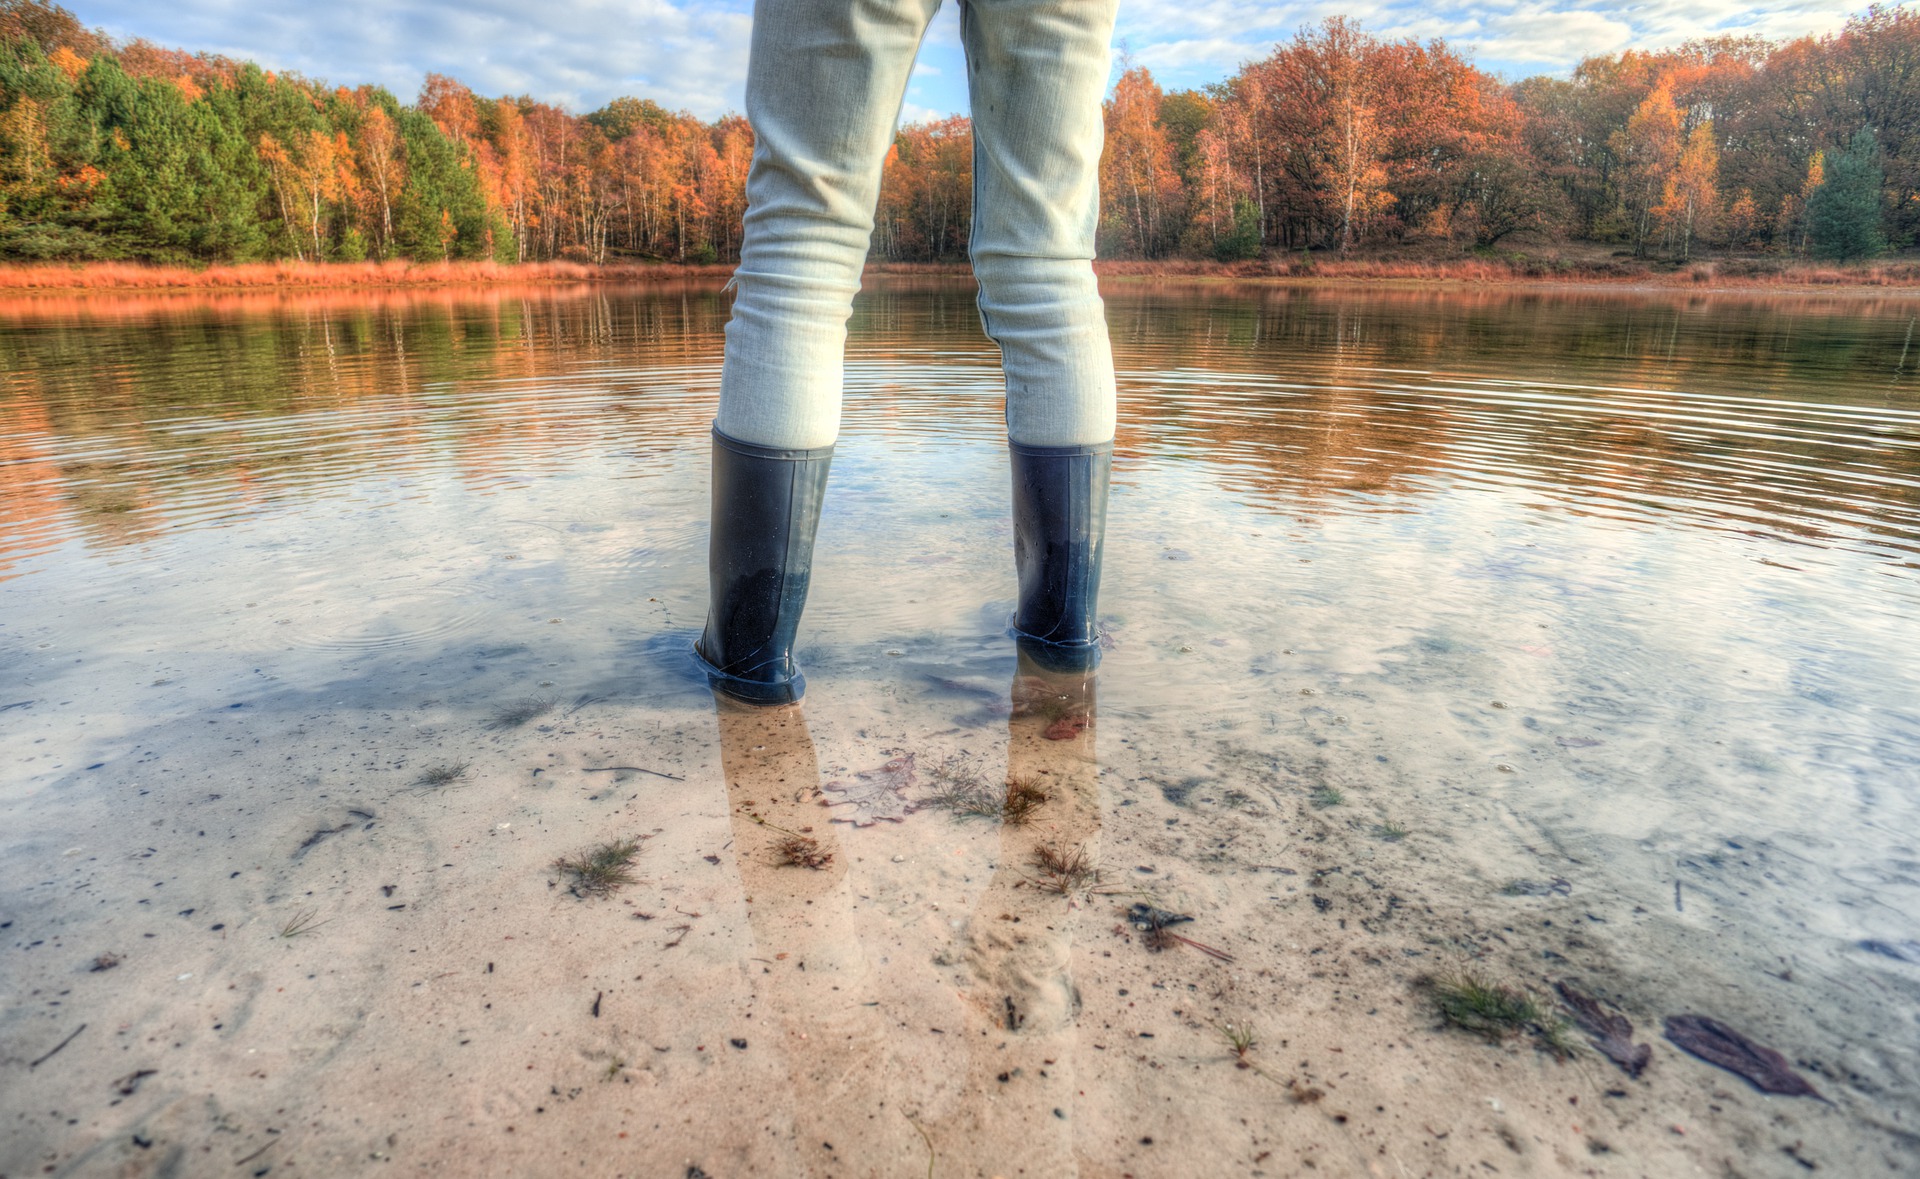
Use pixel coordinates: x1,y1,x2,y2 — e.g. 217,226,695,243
693,427,833,705
1009,439,1111,673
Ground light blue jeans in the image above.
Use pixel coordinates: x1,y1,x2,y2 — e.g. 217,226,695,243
715,0,1120,451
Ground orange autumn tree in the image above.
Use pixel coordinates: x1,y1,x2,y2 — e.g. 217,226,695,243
1101,67,1184,257
1659,120,1720,258
1612,78,1684,254
8,1,1920,265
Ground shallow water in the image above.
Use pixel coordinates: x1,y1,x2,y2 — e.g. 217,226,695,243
3,280,1919,1176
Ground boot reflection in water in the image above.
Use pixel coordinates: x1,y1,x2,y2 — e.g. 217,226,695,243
938,647,1101,1170
712,694,920,1171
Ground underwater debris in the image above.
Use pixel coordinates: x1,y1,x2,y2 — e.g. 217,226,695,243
1127,903,1193,930
89,953,119,972
1556,981,1651,1078
553,838,643,898
1663,1015,1822,1099
823,754,919,826
775,835,832,870
1501,877,1572,897
486,697,555,730
1128,903,1232,961
412,761,470,789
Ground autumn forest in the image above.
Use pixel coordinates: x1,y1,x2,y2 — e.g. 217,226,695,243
0,0,1914,270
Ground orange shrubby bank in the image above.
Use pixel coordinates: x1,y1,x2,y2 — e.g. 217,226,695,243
0,0,1916,271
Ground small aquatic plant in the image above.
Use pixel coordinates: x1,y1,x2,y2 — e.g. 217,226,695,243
277,908,324,938
486,697,555,730
1001,776,1051,825
923,769,1002,820
922,761,1051,825
775,834,832,870
1428,972,1576,1056
553,838,642,897
1309,785,1345,808
1031,843,1100,895
1373,820,1410,842
1217,1021,1257,1067
412,761,470,789
1430,972,1538,1038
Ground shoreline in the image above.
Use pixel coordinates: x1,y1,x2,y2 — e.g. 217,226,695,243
2,257,1919,297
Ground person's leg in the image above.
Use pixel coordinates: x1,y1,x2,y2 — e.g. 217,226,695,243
960,0,1119,668
699,0,941,704
717,0,944,451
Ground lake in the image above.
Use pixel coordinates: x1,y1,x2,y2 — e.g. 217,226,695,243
2,279,1917,1176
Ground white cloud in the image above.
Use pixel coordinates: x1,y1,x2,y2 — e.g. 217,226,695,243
1117,0,1867,93
70,0,1871,120
81,0,754,118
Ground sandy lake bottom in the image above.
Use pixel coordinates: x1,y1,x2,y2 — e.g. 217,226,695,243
3,281,1920,1177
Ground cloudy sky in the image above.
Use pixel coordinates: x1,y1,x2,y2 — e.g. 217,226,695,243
74,0,1855,121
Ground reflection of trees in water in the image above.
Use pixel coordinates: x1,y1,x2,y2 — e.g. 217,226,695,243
2,280,1916,562
1097,285,1920,561
0,283,735,552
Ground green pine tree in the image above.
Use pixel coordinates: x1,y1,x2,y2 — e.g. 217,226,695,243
1807,127,1887,261
1214,197,1261,262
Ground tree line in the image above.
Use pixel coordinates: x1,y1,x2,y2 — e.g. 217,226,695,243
0,0,1911,266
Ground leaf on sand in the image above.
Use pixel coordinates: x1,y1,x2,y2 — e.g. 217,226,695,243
1555,981,1650,1078
823,754,919,827
1663,1015,1822,1098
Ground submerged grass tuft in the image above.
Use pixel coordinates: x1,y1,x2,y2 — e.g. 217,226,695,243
922,761,1051,825
1428,971,1577,1057
775,834,833,870
412,761,470,789
1373,820,1410,842
553,838,642,897
486,697,555,730
1309,785,1345,809
1217,1021,1257,1067
1031,842,1101,896
1001,776,1051,825
277,908,324,938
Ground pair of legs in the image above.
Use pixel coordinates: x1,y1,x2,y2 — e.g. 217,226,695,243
696,0,1120,703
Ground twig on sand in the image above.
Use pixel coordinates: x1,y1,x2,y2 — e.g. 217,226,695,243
584,765,685,781
905,1114,936,1179
29,1023,85,1068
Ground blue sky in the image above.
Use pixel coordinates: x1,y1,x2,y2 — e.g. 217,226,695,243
73,0,1856,121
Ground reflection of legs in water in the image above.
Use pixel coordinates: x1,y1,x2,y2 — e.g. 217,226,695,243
713,696,919,1172
942,650,1100,1168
